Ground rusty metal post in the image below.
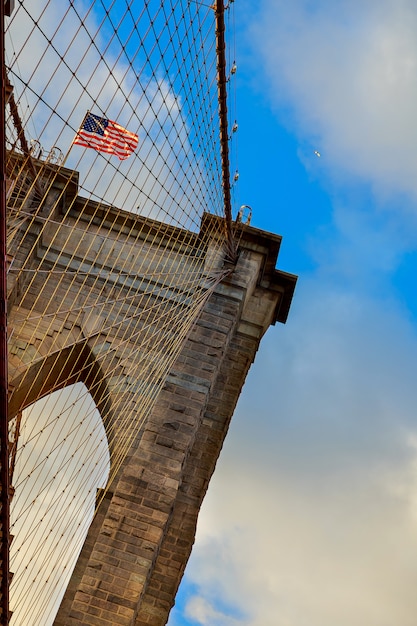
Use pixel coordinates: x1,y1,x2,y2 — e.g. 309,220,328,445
214,0,237,262
0,0,9,622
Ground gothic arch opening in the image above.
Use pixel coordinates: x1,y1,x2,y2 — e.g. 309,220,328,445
9,383,110,626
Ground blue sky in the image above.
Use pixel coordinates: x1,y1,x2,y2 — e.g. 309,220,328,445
168,2,417,625
7,2,417,624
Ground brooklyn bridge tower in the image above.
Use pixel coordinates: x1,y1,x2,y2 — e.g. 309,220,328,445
0,1,296,624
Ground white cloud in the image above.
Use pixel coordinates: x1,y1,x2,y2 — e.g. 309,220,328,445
184,596,241,626
249,0,417,199
6,0,216,228
177,276,417,626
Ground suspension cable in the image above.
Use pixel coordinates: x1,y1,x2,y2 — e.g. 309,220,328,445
0,0,10,622
215,0,237,262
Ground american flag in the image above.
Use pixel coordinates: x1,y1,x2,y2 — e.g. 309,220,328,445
73,112,138,160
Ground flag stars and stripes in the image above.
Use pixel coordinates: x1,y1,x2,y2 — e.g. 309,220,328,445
73,112,138,160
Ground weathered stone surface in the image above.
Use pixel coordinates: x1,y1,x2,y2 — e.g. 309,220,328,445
7,161,296,625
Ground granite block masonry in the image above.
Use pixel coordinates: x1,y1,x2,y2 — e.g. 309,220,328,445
7,158,296,625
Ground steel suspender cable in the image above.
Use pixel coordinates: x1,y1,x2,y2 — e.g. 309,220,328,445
215,0,236,262
0,0,10,622
3,3,241,623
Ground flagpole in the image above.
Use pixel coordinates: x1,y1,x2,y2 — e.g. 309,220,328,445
59,142,75,169
59,111,90,169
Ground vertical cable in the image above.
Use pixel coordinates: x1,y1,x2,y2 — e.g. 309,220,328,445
4,2,240,622
0,0,10,621
215,0,236,261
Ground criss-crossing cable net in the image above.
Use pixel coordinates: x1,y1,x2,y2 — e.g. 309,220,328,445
4,1,239,624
